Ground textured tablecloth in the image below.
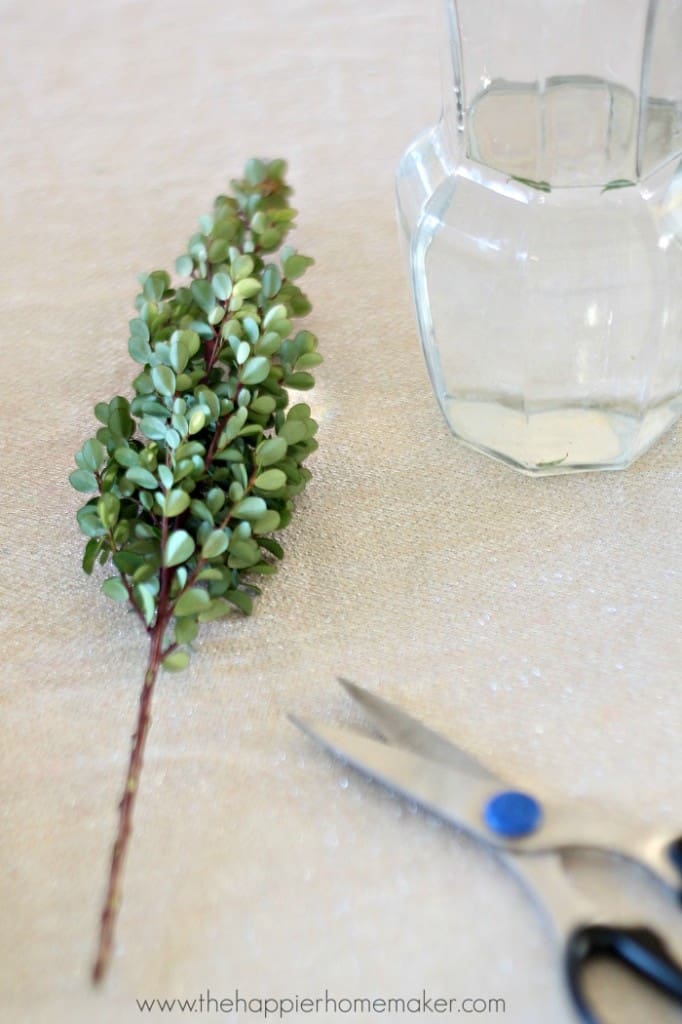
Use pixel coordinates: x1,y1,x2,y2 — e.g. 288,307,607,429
1,2,681,1022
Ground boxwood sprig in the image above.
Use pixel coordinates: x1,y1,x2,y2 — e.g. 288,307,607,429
70,159,321,984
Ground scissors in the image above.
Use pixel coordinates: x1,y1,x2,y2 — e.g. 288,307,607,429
290,679,682,1024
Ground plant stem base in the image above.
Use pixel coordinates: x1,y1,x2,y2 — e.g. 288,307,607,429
91,627,163,984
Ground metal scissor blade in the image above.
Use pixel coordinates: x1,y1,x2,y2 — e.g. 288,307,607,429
337,678,502,783
290,715,497,843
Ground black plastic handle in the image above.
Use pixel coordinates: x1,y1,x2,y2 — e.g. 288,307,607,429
565,923,682,1024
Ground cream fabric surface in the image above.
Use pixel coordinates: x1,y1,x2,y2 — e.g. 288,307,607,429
1,2,681,1023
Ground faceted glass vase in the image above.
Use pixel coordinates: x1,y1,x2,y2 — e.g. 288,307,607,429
397,0,682,474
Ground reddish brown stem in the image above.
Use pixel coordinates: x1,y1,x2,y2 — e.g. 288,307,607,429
204,383,244,471
92,558,173,983
205,333,222,376
203,411,229,468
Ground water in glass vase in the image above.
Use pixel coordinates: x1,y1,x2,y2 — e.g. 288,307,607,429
403,73,682,474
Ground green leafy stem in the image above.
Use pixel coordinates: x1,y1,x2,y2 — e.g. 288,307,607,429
70,159,321,984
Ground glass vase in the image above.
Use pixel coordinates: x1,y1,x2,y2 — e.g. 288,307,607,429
396,0,682,474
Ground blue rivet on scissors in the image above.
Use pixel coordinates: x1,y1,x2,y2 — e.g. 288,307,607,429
483,790,543,839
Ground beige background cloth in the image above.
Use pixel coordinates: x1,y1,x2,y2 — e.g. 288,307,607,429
1,2,681,1022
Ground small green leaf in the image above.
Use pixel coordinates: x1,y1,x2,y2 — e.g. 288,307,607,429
228,537,261,568
261,265,282,299
179,329,201,359
244,158,267,185
188,409,206,434
164,530,196,568
288,403,311,420
94,402,110,425
113,550,145,575
158,465,174,490
232,496,267,520
282,253,314,279
256,436,287,467
208,239,229,263
169,335,190,374
126,466,158,489
263,303,287,327
206,487,225,515
82,538,102,574
196,567,223,582
258,537,284,559
130,318,150,342
231,254,254,280
108,397,134,440
240,356,270,386
196,386,220,420
252,510,281,534
175,254,194,277
128,319,153,363
129,334,153,365
134,583,156,626
201,530,229,559
212,272,232,301
190,499,214,524
114,446,139,468
70,469,98,492
174,587,211,617
165,427,181,449
225,589,253,615
232,277,261,299
77,508,106,538
143,270,171,302
102,577,129,602
279,419,307,445
164,488,191,516
97,492,120,528
250,394,277,415
162,650,190,672
175,617,199,645
171,412,188,435
151,365,176,397
82,438,106,472
284,371,315,390
219,406,248,447
189,239,208,262
139,416,168,441
197,599,234,622
191,279,216,314
295,352,323,370
254,468,286,491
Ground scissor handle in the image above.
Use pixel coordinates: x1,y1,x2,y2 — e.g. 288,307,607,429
565,923,682,1024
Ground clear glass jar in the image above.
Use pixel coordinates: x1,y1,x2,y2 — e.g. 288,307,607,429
397,0,682,474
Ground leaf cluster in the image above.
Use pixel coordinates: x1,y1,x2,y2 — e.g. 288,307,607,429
70,159,321,672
